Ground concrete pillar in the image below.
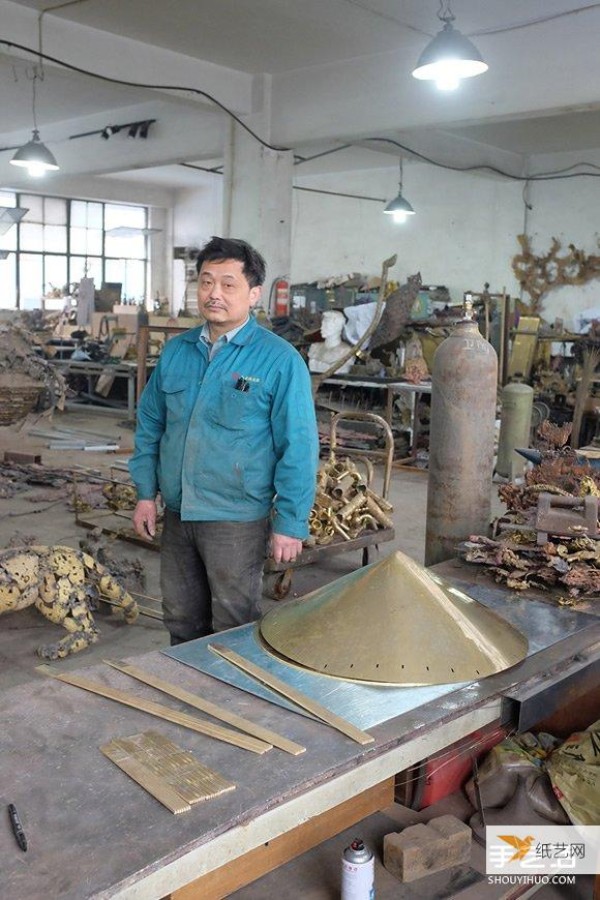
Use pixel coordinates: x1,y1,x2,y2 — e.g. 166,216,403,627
222,76,293,299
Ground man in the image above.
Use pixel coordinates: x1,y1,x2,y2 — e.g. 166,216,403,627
130,236,318,644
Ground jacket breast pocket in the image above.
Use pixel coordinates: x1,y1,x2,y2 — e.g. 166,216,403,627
161,378,189,421
210,382,261,431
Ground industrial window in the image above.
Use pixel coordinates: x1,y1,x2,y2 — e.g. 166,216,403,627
0,191,149,310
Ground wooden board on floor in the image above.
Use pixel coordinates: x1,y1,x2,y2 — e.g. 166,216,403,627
75,510,161,550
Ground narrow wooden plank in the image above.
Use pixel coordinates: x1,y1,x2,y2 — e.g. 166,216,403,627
168,777,394,899
38,669,272,754
104,659,306,756
208,644,374,746
101,745,191,815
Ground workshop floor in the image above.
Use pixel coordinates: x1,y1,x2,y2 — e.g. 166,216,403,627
2,408,592,900
0,405,434,688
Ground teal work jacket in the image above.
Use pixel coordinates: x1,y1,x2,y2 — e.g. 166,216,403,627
129,317,319,539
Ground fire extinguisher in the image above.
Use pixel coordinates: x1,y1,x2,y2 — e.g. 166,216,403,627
272,277,290,317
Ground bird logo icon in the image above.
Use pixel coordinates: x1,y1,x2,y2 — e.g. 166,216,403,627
498,834,536,862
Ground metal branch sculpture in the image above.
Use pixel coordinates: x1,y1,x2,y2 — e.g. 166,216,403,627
512,234,600,313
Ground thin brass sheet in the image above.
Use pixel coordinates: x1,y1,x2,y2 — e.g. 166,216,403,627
260,551,528,685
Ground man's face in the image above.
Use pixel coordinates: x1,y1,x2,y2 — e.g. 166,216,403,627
197,258,261,338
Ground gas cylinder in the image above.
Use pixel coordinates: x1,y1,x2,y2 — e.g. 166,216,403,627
495,383,534,480
425,308,498,567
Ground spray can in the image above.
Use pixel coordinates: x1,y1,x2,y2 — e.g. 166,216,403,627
341,838,375,900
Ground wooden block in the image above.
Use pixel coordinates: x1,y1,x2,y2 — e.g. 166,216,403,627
383,815,472,883
3,451,42,465
167,777,394,900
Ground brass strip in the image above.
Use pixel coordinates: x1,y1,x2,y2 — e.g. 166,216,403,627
101,746,191,814
38,668,272,754
103,731,235,805
104,660,305,756
208,643,374,746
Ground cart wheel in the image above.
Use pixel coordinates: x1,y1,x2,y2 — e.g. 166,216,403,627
263,568,293,600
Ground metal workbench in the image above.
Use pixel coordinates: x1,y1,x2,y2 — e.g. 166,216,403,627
1,568,598,900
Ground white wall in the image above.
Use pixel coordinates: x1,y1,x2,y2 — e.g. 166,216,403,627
519,150,600,330
171,180,223,313
291,164,524,300
172,182,223,249
288,160,600,331
167,154,600,329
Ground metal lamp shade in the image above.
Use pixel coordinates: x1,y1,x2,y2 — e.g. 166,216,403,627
383,193,415,216
413,22,488,86
260,550,527,686
10,130,59,173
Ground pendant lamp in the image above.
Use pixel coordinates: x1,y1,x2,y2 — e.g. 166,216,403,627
413,2,488,91
10,69,59,177
383,157,415,223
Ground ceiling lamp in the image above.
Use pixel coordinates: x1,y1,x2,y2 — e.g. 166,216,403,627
412,1,488,91
10,69,59,177
383,158,415,224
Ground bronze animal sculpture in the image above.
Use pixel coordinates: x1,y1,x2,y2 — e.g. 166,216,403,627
0,545,138,658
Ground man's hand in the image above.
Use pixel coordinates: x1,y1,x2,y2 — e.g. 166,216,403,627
270,532,303,564
132,499,157,540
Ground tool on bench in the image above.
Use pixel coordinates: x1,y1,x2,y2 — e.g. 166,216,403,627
535,493,599,544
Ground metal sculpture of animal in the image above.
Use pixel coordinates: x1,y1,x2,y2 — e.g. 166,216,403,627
369,272,422,350
0,545,139,659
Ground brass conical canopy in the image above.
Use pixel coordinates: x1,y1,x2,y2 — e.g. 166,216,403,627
260,551,528,686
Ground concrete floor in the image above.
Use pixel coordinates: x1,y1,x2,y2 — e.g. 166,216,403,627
0,407,594,899
0,405,430,688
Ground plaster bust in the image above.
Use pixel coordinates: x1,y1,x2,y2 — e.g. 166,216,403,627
308,310,353,374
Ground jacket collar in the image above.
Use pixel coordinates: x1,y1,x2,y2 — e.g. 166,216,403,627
182,315,258,345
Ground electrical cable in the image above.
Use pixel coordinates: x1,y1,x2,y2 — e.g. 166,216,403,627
471,2,600,36
339,0,600,38
295,185,387,203
2,39,600,185
0,38,291,153
357,137,600,182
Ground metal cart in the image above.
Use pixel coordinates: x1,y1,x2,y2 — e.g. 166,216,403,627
263,410,396,598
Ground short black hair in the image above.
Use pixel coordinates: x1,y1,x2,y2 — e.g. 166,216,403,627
196,236,266,287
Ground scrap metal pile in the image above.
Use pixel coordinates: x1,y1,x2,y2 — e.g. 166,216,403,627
0,321,66,420
308,455,393,544
459,422,600,602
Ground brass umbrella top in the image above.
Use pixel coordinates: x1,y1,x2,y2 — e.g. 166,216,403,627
260,550,528,686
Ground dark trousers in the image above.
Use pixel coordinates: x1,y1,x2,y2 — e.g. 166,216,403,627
160,509,269,644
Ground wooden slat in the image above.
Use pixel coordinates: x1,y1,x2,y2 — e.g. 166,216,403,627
39,669,272,754
168,777,394,899
208,644,374,746
104,659,305,756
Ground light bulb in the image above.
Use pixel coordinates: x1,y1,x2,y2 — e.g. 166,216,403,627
392,210,408,224
435,67,461,91
26,162,48,178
